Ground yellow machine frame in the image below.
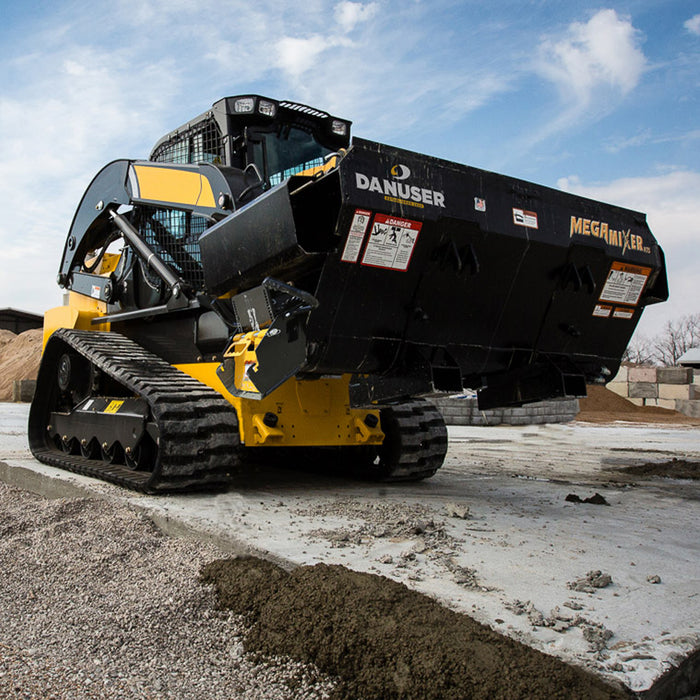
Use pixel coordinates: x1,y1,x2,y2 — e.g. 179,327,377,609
42,292,383,450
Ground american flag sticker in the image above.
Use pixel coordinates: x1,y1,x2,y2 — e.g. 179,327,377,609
474,197,486,212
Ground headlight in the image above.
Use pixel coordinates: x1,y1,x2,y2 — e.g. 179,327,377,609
331,120,348,136
233,97,255,113
258,100,277,117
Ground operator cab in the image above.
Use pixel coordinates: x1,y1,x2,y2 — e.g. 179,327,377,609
60,96,353,314
149,95,352,190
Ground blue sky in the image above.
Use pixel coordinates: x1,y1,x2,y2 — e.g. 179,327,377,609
1,0,698,341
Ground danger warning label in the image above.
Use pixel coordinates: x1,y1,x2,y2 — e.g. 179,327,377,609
599,261,651,306
341,209,372,263
361,214,422,271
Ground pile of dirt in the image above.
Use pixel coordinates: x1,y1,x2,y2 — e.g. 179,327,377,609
614,457,700,480
576,385,700,425
0,329,16,351
201,557,627,700
0,328,43,401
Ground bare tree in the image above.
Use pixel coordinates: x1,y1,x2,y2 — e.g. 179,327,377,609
652,312,700,365
622,334,655,364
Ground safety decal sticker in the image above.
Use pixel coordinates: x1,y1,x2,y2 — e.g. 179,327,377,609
612,307,635,320
361,214,422,271
599,261,651,306
512,208,538,229
341,209,372,263
104,400,124,414
592,304,612,318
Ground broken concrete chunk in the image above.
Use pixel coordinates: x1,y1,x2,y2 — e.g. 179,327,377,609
411,519,428,535
442,556,479,588
445,502,471,519
505,599,528,616
582,624,614,651
568,570,613,593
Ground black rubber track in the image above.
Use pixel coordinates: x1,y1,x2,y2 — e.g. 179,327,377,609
368,399,448,482
29,329,241,493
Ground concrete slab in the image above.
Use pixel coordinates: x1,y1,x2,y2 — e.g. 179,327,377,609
1,402,699,695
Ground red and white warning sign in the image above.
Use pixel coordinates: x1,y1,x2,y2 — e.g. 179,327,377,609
361,214,422,271
341,209,372,263
599,261,651,306
512,208,538,229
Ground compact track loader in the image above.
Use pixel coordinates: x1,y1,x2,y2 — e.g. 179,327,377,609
29,95,668,491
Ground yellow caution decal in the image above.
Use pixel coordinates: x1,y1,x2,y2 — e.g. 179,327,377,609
131,164,216,208
104,400,124,414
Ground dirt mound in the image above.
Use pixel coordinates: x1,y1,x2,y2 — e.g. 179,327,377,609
614,458,700,480
0,328,43,401
0,329,17,348
577,385,700,425
200,557,627,700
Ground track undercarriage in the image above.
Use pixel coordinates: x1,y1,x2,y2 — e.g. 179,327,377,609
29,329,241,492
29,330,448,493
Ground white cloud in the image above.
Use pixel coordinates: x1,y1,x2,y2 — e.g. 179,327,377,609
334,1,378,32
604,128,700,154
684,14,700,36
273,2,379,78
603,129,652,153
0,41,179,314
518,9,649,151
557,170,700,337
536,9,646,107
275,35,345,77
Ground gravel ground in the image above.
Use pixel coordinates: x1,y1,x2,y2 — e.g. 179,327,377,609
0,481,334,699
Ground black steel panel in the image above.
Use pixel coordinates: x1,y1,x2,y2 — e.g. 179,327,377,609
298,139,666,386
199,182,301,295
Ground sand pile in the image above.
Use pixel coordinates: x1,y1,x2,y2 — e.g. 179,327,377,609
577,385,700,425
0,329,17,350
0,328,43,401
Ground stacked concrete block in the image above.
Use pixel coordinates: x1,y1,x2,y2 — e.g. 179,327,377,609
606,364,700,418
628,382,657,398
657,367,693,384
430,397,579,426
658,383,699,400
675,398,700,418
606,364,628,398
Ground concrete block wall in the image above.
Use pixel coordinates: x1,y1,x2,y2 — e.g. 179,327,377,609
430,397,580,426
607,365,700,418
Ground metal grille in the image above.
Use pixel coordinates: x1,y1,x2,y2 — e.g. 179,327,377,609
135,207,208,289
279,101,330,119
151,119,224,165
